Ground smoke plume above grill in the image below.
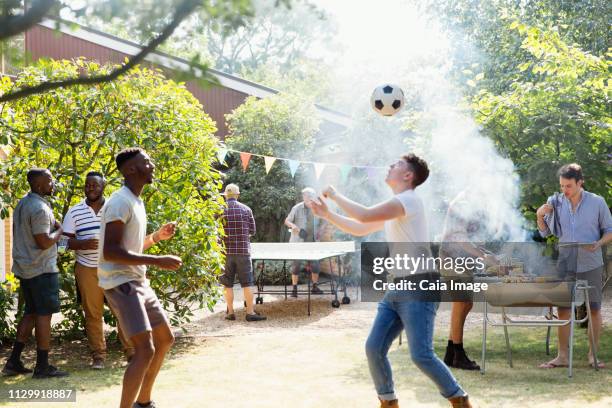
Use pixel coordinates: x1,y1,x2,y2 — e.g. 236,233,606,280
303,0,530,242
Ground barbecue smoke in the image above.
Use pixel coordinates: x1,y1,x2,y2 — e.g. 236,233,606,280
305,1,529,242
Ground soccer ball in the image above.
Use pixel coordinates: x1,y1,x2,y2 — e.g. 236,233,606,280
370,84,405,116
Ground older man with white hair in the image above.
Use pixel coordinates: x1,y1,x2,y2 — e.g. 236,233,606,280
219,184,266,322
284,187,324,297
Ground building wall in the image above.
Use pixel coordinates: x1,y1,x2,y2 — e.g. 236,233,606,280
25,24,251,139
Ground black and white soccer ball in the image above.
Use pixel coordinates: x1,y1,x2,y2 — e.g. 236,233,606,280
370,84,405,116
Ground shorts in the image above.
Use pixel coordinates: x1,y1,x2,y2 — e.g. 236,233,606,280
19,273,60,316
104,281,169,339
291,260,320,275
560,266,603,311
219,255,255,288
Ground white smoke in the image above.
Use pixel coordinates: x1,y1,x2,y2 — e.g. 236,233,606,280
305,0,530,241
412,67,528,241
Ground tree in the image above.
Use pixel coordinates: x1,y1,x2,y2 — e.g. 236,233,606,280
0,59,225,336
74,0,336,103
471,23,611,219
0,0,265,102
223,94,319,242
418,0,611,94
203,0,335,75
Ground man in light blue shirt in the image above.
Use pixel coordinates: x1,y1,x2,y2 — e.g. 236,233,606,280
537,163,612,369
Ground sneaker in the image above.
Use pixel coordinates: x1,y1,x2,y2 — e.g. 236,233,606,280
92,357,105,370
133,401,156,408
311,284,323,295
291,287,298,298
245,313,267,322
2,360,33,376
32,365,69,379
225,313,236,321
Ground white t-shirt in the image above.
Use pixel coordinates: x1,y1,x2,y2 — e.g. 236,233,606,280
62,200,103,268
384,189,430,276
384,189,428,242
97,186,147,290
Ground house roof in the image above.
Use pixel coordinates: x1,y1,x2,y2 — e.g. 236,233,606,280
38,18,352,128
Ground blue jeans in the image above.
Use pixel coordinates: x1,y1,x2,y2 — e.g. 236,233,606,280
365,293,465,400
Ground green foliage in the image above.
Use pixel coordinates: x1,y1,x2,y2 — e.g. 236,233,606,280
223,94,319,242
0,273,18,342
202,0,335,75
0,58,225,336
471,24,611,217
421,0,611,94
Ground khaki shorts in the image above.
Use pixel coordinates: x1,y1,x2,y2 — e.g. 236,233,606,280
104,280,168,339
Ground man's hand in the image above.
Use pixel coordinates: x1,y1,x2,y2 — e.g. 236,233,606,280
584,241,602,253
291,226,300,233
80,239,98,250
307,196,330,219
536,204,553,218
322,185,337,199
155,255,183,270
156,222,177,241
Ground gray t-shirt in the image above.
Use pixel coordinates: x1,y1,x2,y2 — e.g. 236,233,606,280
12,192,59,279
286,202,316,242
98,186,147,290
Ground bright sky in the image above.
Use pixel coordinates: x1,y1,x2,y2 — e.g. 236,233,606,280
310,0,450,69
306,0,453,114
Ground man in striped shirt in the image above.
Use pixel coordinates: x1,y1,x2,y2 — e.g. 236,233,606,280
62,172,132,369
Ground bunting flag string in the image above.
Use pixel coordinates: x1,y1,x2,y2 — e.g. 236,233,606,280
264,156,276,174
217,147,386,180
239,152,252,172
217,147,228,164
313,162,326,180
288,160,300,177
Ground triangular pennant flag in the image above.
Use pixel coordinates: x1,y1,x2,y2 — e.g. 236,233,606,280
340,164,351,183
240,152,252,172
217,147,228,164
288,160,300,177
264,156,276,174
313,162,326,180
366,167,378,180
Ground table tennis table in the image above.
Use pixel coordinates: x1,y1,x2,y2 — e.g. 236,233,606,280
250,242,357,315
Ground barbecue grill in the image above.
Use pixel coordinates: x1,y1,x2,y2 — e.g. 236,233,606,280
478,257,599,378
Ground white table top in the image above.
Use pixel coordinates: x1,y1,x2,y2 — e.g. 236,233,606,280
250,241,356,261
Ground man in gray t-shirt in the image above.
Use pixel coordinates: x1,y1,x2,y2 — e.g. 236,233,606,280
284,187,323,297
2,168,68,378
100,147,181,408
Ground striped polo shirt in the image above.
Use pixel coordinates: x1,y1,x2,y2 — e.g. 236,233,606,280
62,200,103,268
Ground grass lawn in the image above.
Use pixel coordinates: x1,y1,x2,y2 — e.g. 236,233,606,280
0,298,610,407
